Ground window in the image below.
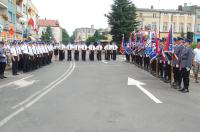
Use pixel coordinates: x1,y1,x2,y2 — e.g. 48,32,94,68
153,13,156,18
179,23,184,32
23,4,26,14
173,22,176,32
163,22,168,32
197,24,200,32
8,11,12,22
152,22,157,31
187,23,192,32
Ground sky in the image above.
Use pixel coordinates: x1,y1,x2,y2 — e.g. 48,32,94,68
32,0,200,35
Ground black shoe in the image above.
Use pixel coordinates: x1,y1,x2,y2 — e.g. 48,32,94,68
181,89,189,93
178,88,185,91
3,76,7,78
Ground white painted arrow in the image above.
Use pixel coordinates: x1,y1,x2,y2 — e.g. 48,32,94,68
128,77,163,104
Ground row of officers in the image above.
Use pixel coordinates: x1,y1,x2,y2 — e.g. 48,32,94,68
53,43,118,61
0,41,54,79
128,37,195,93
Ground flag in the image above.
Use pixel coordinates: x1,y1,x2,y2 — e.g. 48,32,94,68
155,33,160,55
164,25,173,52
28,18,35,29
119,34,125,54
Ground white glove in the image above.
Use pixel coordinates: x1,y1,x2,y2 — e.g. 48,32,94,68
186,67,190,71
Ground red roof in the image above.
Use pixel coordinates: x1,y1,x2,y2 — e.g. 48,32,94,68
38,19,60,27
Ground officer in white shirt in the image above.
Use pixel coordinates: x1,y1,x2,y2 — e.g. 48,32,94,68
17,41,23,71
28,42,34,71
112,42,118,61
10,41,19,75
89,43,95,61
81,43,87,61
74,43,80,61
66,43,73,61
96,43,103,61
21,41,29,72
53,43,59,61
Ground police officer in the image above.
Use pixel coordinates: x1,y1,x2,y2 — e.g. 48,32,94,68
10,41,19,75
112,42,118,61
81,43,87,61
89,43,95,61
66,43,73,61
157,39,164,79
74,43,80,61
17,42,23,71
175,37,185,89
28,42,34,71
0,41,7,79
21,41,29,72
178,39,193,93
54,43,59,61
96,43,102,61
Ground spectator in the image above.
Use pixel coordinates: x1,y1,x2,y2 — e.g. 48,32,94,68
193,41,200,83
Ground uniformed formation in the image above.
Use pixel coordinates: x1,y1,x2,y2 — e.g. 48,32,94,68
126,37,195,93
56,43,118,62
0,41,54,79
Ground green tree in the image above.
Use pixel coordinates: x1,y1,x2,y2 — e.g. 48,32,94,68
106,0,138,45
180,29,185,38
70,31,75,43
86,36,95,45
62,28,70,44
41,26,54,43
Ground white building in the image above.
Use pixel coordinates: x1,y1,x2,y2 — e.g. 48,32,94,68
38,19,62,42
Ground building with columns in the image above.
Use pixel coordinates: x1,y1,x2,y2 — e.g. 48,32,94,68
136,7,196,38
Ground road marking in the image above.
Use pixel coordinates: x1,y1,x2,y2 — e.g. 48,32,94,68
128,77,163,104
11,61,73,109
0,75,33,89
101,60,108,64
0,61,75,128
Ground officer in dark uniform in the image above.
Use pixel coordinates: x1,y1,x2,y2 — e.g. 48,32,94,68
0,41,7,79
175,37,185,89
158,39,164,79
178,39,193,93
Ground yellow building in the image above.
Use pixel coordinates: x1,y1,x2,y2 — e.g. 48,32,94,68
136,7,196,38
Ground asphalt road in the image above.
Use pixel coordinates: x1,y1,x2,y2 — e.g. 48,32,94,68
0,54,200,132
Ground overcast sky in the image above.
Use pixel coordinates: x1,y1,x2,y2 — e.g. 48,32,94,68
32,0,200,35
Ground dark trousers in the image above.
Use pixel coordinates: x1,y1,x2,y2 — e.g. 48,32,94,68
113,50,117,60
89,51,94,61
82,50,86,61
29,56,34,71
173,67,180,84
97,51,102,61
68,50,72,61
181,68,190,89
23,54,29,72
12,56,18,75
107,50,111,60
74,51,79,61
158,62,163,77
18,54,23,71
164,63,171,80
0,62,6,77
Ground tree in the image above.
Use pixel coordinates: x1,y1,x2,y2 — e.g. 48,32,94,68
70,31,75,44
62,28,70,44
85,30,107,45
180,29,185,38
106,0,138,45
41,26,54,43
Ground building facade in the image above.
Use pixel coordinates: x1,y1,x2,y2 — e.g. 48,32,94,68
136,7,195,38
38,19,62,43
74,25,96,43
0,0,38,41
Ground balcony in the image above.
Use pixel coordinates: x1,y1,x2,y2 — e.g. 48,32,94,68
16,6,23,17
16,23,23,33
0,0,7,9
